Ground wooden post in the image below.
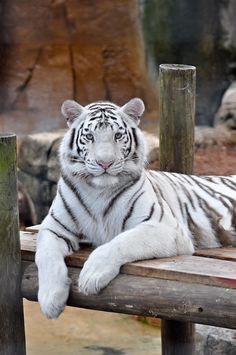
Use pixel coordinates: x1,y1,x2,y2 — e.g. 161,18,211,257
0,134,26,355
159,64,195,174
159,64,196,355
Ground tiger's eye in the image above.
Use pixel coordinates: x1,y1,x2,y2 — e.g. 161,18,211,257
85,133,93,140
115,132,123,140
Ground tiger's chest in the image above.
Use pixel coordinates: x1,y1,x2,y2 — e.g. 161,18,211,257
76,186,150,246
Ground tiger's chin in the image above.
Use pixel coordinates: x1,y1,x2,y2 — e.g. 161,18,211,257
91,174,120,187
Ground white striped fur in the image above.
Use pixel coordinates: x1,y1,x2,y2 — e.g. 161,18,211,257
36,98,236,319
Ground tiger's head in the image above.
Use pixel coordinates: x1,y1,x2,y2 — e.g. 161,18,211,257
60,98,146,187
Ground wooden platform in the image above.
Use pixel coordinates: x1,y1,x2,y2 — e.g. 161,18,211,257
21,227,236,329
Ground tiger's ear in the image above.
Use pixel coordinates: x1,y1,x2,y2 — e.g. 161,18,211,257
121,98,145,125
61,100,85,127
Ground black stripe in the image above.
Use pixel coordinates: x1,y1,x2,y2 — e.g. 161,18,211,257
203,176,217,184
76,122,84,155
146,175,164,222
178,174,195,186
107,114,118,120
125,131,132,156
88,116,102,121
198,199,233,247
131,127,139,149
141,203,155,223
103,177,140,217
191,176,235,205
44,228,76,252
162,173,185,219
58,185,79,225
50,210,80,238
88,103,117,109
122,191,145,230
220,177,236,190
149,171,176,218
184,203,203,249
69,128,76,150
61,173,94,219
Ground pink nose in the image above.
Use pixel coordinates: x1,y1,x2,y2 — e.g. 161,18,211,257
96,160,114,170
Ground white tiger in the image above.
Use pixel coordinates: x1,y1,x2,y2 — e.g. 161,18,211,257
36,98,236,319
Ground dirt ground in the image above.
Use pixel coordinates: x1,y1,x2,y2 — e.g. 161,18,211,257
24,300,161,355
149,145,236,176
193,146,236,175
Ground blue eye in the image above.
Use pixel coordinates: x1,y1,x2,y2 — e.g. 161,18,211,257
115,132,123,140
85,133,93,140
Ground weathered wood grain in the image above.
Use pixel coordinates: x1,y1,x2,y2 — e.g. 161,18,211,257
159,64,196,355
195,247,236,262
20,232,236,289
21,260,236,330
25,224,40,233
0,134,26,355
122,256,236,289
159,64,196,174
161,320,195,355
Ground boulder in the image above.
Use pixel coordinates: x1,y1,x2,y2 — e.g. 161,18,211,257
196,324,236,355
215,82,236,130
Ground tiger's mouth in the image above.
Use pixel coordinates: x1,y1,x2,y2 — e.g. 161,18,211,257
84,159,124,177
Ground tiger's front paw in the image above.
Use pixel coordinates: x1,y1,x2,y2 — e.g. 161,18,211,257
78,245,120,295
38,279,71,319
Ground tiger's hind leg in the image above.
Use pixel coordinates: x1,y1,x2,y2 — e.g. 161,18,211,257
35,228,79,319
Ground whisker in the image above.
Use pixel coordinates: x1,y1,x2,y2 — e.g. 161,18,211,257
69,157,85,164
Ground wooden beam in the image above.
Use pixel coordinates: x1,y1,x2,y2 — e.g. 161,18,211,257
159,64,196,355
0,134,26,355
21,260,236,329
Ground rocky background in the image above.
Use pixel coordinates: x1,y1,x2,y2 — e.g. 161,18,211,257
1,1,236,135
141,0,236,126
0,0,157,135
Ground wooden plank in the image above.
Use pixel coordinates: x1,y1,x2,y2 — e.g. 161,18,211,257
20,232,236,289
20,231,93,264
25,224,40,233
21,260,236,329
122,256,236,289
194,247,236,262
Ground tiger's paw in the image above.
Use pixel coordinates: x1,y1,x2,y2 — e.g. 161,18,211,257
38,280,71,319
78,245,120,295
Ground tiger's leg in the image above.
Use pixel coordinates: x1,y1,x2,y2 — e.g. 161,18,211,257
79,222,194,295
36,227,79,319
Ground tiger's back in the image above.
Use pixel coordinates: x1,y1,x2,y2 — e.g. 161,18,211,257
147,171,236,249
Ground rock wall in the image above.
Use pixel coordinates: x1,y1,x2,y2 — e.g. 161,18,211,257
0,0,157,135
142,0,236,126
